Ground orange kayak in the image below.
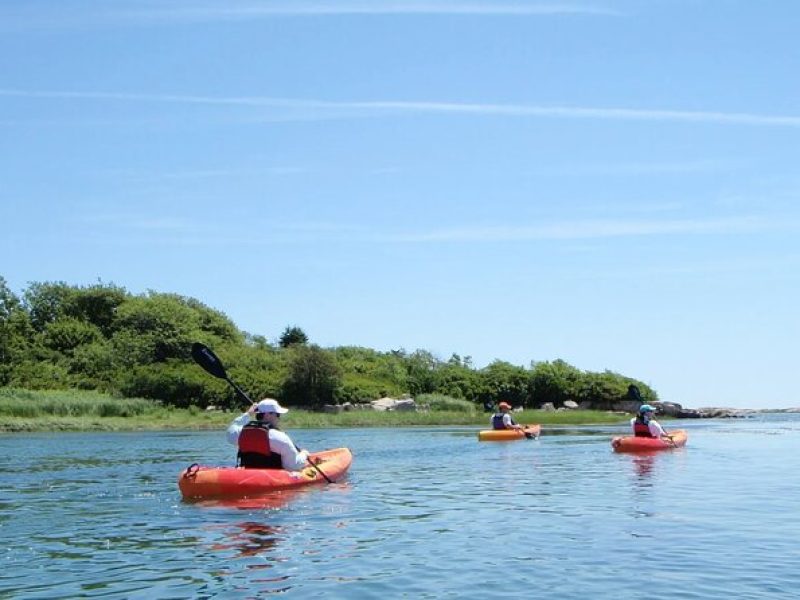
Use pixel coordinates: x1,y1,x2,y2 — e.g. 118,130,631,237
478,425,541,441
611,430,687,453
178,447,353,499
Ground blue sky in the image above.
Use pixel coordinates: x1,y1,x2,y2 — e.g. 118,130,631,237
1,1,798,409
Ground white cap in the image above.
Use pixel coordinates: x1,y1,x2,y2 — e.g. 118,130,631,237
255,398,289,414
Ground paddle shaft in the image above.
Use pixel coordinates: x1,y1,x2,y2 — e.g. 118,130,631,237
191,342,333,483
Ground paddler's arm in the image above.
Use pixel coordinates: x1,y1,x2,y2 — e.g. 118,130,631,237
650,420,670,440
225,404,257,446
269,430,310,470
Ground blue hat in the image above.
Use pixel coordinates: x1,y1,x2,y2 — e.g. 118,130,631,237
639,404,656,413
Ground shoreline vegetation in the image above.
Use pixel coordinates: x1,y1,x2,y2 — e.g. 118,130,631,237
1,389,629,433
0,278,662,418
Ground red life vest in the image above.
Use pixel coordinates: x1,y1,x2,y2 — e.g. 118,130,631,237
237,422,283,469
633,417,654,438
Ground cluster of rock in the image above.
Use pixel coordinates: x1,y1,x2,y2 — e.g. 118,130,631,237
323,397,417,413
523,400,759,418
323,396,776,418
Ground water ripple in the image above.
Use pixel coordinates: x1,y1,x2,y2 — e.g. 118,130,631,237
1,423,800,598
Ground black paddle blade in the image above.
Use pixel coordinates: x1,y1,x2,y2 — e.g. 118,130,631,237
191,342,228,379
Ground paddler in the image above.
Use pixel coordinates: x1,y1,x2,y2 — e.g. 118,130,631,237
491,401,525,431
226,398,309,470
630,404,670,440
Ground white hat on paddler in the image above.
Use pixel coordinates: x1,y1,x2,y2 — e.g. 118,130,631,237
255,398,289,414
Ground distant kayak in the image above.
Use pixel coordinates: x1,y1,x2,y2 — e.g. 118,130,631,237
611,430,687,453
478,425,541,441
178,447,353,499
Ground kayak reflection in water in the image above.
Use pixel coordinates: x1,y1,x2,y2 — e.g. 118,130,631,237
226,398,310,470
630,404,670,440
210,522,286,559
491,401,525,431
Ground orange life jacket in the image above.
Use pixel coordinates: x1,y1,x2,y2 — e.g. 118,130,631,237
237,422,283,469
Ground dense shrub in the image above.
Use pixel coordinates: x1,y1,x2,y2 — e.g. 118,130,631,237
0,277,660,410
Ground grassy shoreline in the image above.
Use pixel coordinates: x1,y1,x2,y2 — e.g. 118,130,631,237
0,388,629,433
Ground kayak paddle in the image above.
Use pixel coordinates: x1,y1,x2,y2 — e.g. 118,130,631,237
190,342,333,483
191,342,253,405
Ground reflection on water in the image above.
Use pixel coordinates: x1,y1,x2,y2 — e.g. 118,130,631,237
183,487,309,511
1,421,800,598
210,521,286,558
631,453,657,479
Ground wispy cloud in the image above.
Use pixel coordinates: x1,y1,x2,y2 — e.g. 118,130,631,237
347,100,800,127
126,1,624,19
3,89,800,128
544,159,740,176
75,211,368,237
65,211,800,248
77,213,196,232
588,253,800,279
384,215,798,242
0,1,622,30
125,166,307,182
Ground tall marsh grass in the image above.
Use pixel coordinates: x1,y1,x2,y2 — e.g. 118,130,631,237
0,388,161,418
0,388,628,432
283,408,625,429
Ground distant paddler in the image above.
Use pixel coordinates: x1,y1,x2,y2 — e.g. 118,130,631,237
490,401,539,439
491,401,525,432
630,404,673,443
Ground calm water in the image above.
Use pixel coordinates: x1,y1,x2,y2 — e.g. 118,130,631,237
2,415,799,599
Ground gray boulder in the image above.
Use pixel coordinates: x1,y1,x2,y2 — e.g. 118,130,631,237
370,397,418,412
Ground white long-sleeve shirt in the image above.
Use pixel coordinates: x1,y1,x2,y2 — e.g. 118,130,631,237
226,413,309,471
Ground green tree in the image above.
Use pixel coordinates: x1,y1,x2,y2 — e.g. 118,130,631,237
0,277,24,384
477,360,530,407
111,293,203,364
22,281,74,332
64,282,128,335
41,318,102,355
282,345,341,408
0,276,20,321
529,359,582,407
403,349,439,396
279,325,308,348
431,362,477,400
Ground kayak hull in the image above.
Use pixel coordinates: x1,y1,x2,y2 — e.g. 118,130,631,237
178,447,353,499
611,430,687,453
478,425,541,441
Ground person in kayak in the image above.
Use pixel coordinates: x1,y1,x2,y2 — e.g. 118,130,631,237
631,404,670,439
226,398,310,470
491,401,525,431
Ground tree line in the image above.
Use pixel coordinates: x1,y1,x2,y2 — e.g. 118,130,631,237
0,276,658,411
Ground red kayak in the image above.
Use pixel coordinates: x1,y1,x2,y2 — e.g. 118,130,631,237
178,447,353,499
611,430,687,453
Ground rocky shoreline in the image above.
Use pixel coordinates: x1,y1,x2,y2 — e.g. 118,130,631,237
638,403,800,419
327,397,800,419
